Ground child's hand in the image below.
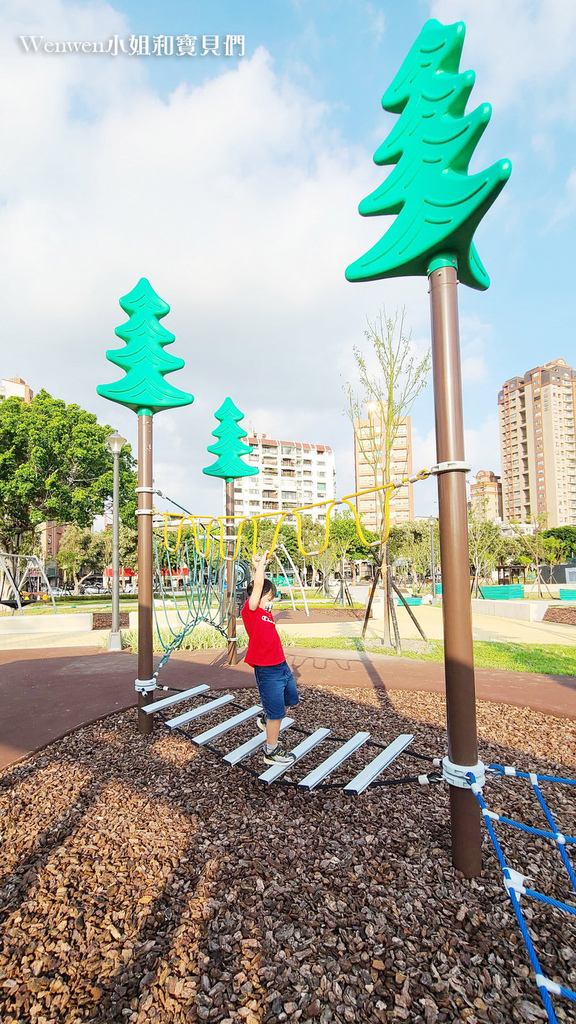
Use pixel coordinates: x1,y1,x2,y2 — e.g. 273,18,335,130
252,551,269,570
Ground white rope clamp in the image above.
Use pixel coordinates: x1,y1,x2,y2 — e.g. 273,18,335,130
136,486,155,493
504,868,530,896
535,975,562,996
442,756,486,789
135,677,157,694
135,508,155,516
430,461,471,475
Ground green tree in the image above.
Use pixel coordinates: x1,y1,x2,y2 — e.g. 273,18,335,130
97,278,194,415
542,527,576,558
346,308,430,642
0,391,136,554
345,18,511,291
56,525,108,594
467,509,503,596
203,398,259,482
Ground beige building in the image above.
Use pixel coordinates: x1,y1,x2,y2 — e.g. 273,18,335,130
232,433,336,522
498,358,576,527
353,413,414,531
470,470,503,521
0,376,34,402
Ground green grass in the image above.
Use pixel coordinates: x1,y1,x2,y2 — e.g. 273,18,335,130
119,625,576,675
284,636,576,676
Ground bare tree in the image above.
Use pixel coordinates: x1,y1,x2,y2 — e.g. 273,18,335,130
346,308,430,646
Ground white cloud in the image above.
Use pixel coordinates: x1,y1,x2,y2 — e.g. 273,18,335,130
430,0,576,121
0,0,437,518
551,168,576,223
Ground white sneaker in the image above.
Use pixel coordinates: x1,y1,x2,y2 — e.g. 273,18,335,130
256,715,267,731
263,745,295,765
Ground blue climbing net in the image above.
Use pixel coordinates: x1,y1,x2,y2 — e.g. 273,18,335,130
469,764,576,1023
152,530,236,675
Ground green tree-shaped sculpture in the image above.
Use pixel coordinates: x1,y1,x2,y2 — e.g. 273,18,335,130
345,19,512,290
97,278,194,415
203,398,259,482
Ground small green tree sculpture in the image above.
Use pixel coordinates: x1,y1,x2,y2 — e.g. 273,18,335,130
203,398,259,482
345,18,512,290
97,278,194,414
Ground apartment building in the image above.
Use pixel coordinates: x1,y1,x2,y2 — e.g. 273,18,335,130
232,433,336,521
498,358,576,527
0,376,33,402
353,413,414,531
470,470,503,521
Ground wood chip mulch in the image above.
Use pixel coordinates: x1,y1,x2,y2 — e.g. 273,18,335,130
1,682,575,1024
543,607,576,626
92,613,131,630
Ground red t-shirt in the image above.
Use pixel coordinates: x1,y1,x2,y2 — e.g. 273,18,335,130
241,601,285,667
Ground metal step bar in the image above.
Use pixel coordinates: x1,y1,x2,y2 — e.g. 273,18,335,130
259,728,332,784
192,705,263,746
166,693,234,730
152,690,424,794
344,734,414,794
142,684,211,714
224,718,295,766
298,732,371,790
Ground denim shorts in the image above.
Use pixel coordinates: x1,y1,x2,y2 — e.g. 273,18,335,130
253,661,299,720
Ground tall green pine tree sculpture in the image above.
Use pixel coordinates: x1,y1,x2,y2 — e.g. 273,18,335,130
345,19,512,290
203,398,259,482
97,278,194,415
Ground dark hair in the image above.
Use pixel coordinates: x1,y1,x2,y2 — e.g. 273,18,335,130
246,577,276,599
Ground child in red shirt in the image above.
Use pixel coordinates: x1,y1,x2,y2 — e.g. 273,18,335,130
241,552,299,765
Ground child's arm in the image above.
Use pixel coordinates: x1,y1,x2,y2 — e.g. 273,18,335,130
248,552,269,610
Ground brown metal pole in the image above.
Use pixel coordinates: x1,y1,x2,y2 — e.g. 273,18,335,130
137,413,154,735
429,264,482,877
225,479,237,666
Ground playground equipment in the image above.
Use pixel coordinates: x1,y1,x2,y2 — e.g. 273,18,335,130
141,681,440,791
97,278,195,734
345,16,511,878
468,765,576,1024
0,553,56,614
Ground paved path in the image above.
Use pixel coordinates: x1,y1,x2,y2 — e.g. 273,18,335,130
1,645,574,772
1,604,574,651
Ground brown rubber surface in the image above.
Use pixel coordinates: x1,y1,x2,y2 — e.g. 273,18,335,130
1,645,575,770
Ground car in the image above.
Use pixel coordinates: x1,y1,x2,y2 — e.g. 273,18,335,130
82,584,108,595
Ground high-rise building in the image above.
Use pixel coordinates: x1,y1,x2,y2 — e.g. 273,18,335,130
232,433,336,521
353,413,414,530
470,470,503,521
0,376,33,402
498,358,576,527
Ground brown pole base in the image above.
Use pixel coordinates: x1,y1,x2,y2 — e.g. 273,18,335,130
227,641,237,666
449,786,482,877
137,691,153,736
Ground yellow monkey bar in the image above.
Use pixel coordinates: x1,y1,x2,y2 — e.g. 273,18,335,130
154,468,431,561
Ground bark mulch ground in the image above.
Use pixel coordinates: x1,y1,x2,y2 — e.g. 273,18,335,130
1,680,575,1024
544,607,576,627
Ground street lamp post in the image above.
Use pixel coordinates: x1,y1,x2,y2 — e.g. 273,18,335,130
106,430,127,652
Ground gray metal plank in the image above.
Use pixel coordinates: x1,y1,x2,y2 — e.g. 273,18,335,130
166,694,234,729
344,734,414,794
143,684,210,714
223,718,294,766
259,728,331,784
192,705,263,746
298,732,371,790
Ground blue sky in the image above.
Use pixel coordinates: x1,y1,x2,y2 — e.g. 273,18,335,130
1,0,575,518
